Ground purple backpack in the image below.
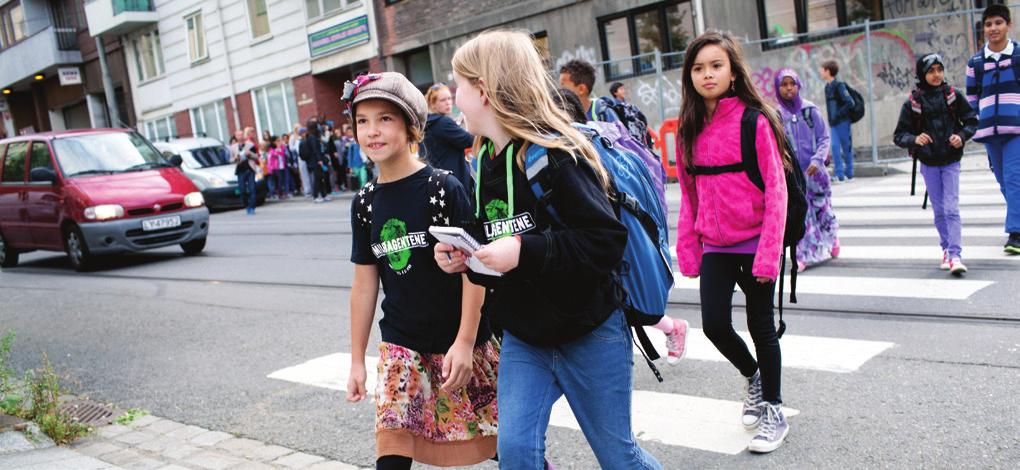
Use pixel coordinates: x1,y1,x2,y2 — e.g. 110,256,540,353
588,120,668,222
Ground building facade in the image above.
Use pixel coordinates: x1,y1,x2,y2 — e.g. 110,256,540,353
0,0,135,138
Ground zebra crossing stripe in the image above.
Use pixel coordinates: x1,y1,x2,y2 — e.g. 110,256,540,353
636,327,894,373
672,273,993,300
846,183,1002,195
835,245,1019,260
837,226,1007,238
833,194,1004,208
267,353,803,455
836,208,1004,221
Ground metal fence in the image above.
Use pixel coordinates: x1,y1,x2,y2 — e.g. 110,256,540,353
579,3,1013,166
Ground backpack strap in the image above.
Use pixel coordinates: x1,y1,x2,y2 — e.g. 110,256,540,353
427,167,452,226
800,107,814,129
353,178,379,229
524,142,564,226
740,108,767,192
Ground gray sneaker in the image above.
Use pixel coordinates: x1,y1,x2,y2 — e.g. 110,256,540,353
741,371,764,429
748,402,789,453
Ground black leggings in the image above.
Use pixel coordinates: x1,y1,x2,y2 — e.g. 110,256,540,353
312,162,330,198
700,253,782,403
376,455,411,470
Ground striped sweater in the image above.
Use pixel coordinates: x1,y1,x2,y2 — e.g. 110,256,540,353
966,40,1020,142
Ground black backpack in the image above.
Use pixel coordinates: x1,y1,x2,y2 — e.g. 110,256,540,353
689,108,808,337
844,82,866,124
599,97,655,149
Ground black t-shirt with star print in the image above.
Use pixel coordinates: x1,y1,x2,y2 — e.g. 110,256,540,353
350,165,490,353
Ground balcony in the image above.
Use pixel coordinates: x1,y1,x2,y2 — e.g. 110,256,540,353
84,0,158,36
0,26,83,88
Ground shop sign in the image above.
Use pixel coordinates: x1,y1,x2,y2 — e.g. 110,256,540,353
308,15,370,58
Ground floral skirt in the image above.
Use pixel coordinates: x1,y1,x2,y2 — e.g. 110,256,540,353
796,168,840,266
375,338,499,466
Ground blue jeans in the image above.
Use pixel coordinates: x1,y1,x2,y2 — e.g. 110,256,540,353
830,120,854,180
984,135,1020,233
497,311,661,470
238,171,257,211
920,161,962,258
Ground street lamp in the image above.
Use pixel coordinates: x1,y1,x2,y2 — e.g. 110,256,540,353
34,74,44,81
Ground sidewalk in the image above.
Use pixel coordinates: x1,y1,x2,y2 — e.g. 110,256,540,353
0,414,368,470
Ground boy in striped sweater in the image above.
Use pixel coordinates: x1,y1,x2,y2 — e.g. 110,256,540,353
966,4,1020,254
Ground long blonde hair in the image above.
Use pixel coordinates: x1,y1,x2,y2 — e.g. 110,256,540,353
452,30,610,190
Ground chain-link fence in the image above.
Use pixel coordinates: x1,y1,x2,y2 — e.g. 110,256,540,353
580,4,1012,167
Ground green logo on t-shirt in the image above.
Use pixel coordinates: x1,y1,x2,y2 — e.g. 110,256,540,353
373,218,428,273
485,199,509,222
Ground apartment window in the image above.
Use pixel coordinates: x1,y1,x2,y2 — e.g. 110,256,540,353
533,31,550,67
143,116,178,142
598,1,695,79
0,1,26,50
401,48,433,92
305,0,354,20
247,0,270,38
133,30,165,81
190,101,229,142
758,0,883,46
185,12,208,63
252,81,298,137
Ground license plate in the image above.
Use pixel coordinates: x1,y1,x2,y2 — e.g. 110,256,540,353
141,215,182,232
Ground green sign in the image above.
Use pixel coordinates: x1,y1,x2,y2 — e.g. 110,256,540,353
309,15,370,58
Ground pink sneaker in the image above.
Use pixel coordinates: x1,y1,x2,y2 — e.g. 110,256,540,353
940,250,950,270
797,261,807,272
831,239,840,258
665,318,689,365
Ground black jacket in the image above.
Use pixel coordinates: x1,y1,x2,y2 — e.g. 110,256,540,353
465,141,627,346
893,86,978,166
421,114,475,188
299,134,324,164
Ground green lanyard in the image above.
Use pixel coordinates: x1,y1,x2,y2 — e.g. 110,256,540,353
474,140,515,220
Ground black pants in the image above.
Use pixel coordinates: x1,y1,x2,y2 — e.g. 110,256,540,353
312,162,330,198
700,253,782,403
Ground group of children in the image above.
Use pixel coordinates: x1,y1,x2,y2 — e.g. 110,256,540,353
341,5,1020,468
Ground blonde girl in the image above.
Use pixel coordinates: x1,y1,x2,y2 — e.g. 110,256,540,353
435,30,662,469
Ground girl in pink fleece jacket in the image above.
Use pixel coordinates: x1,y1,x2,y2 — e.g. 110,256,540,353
675,31,791,454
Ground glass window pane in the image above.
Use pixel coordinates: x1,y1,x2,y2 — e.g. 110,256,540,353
323,0,342,15
406,50,433,87
845,0,881,24
196,15,205,58
635,10,662,74
202,103,219,139
603,17,633,78
806,0,838,32
190,109,201,135
666,3,696,69
169,117,177,138
763,0,798,39
283,81,297,130
187,17,198,61
139,32,157,79
305,0,320,19
247,0,270,37
29,142,53,171
267,84,287,136
254,89,270,136
156,119,169,140
133,39,144,78
9,3,24,42
154,31,165,74
2,142,27,182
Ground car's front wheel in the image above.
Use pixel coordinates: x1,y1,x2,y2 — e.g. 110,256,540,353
0,230,19,269
181,237,206,255
64,226,93,272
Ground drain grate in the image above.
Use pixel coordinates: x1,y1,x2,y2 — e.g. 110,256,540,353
60,400,115,427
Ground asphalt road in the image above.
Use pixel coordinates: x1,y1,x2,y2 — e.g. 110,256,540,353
1,158,1018,468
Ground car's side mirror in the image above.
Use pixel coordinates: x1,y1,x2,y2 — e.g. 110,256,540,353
29,167,57,184
168,154,184,167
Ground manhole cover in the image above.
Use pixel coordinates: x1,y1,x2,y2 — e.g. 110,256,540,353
59,400,115,427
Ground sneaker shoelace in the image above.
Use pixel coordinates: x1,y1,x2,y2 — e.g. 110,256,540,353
665,327,682,353
744,375,763,409
757,403,781,439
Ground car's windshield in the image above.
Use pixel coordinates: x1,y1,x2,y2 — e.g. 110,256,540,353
181,145,232,169
53,132,169,178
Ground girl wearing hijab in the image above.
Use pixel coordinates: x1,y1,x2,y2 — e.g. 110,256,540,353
774,68,839,271
894,53,978,275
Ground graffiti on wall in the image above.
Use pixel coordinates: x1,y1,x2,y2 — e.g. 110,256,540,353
553,45,598,71
884,0,968,18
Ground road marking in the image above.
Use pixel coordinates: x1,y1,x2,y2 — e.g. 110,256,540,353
672,273,993,300
836,208,1004,221
836,227,1007,238
637,328,894,373
671,245,1016,261
833,194,1004,208
268,353,802,455
846,183,1002,195
853,173,999,188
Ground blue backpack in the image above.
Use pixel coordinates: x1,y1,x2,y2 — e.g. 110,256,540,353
524,124,674,382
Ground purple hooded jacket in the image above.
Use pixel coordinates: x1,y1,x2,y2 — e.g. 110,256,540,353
774,69,831,173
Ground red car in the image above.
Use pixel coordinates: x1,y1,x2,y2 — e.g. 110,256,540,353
0,129,210,271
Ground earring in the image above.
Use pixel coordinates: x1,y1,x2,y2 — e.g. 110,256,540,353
730,81,736,92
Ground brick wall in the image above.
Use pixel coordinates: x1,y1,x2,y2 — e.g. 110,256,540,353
375,0,507,55
234,91,257,132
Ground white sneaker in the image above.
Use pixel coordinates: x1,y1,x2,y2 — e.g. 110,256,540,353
949,258,968,276
314,197,324,203
749,403,790,453
940,250,950,270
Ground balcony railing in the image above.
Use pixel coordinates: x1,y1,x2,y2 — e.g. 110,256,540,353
113,0,155,15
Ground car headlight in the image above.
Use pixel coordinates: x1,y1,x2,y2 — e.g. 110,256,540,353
184,192,205,208
84,205,124,221
206,176,228,188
